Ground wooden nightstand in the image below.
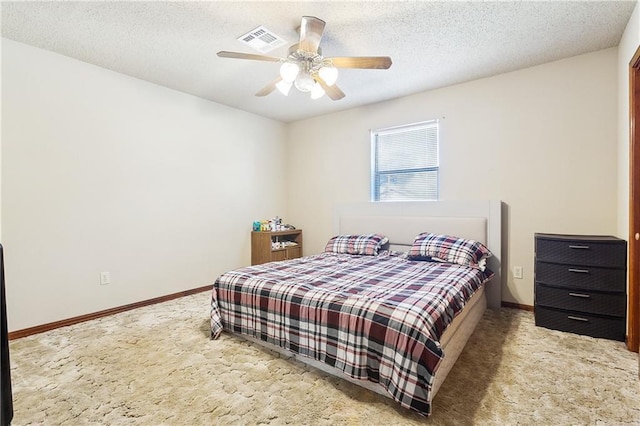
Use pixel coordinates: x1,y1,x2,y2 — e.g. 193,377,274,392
534,233,627,341
251,229,303,265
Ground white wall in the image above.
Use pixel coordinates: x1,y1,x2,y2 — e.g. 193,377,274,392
1,33,625,330
618,2,639,240
2,39,287,332
287,48,619,306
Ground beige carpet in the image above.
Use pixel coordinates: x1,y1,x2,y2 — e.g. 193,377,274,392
9,290,640,425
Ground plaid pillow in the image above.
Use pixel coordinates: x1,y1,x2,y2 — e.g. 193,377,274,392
408,233,492,269
324,234,389,256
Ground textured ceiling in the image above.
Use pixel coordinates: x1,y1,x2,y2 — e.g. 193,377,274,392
1,1,636,123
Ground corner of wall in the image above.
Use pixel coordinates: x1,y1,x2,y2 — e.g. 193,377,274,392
617,1,640,240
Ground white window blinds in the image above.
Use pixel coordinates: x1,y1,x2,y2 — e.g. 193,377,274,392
371,121,439,201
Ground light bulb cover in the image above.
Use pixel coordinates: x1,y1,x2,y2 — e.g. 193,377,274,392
318,66,338,86
294,72,315,93
279,62,300,83
275,80,292,96
310,82,325,99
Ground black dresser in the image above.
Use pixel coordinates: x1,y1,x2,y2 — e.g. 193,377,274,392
534,233,627,341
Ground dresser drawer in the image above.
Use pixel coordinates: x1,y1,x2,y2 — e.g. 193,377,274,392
535,306,625,341
535,262,626,292
536,238,626,268
535,284,626,317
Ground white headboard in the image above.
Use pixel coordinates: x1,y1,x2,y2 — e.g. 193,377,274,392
334,201,502,309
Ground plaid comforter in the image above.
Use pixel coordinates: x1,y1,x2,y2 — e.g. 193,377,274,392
210,251,492,416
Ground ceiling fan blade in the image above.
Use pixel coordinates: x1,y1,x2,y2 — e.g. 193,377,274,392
217,51,281,63
299,16,326,54
327,56,392,69
315,76,345,101
255,76,283,97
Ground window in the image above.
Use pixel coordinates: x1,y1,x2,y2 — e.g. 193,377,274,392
371,120,439,201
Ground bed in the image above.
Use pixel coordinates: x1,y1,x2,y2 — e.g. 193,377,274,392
210,200,502,416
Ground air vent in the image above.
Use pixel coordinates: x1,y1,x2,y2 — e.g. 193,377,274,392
237,25,287,53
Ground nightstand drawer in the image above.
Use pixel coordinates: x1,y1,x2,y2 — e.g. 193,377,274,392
535,306,625,341
535,284,626,317
535,262,626,292
536,238,626,268
287,246,302,259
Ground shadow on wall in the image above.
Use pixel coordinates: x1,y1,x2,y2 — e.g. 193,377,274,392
500,202,515,303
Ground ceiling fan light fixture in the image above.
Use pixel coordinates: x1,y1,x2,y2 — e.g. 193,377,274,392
318,66,338,86
218,16,391,101
275,80,293,96
310,82,325,100
294,72,315,93
279,62,300,83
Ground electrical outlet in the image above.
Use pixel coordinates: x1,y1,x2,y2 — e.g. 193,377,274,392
100,272,110,285
513,266,523,279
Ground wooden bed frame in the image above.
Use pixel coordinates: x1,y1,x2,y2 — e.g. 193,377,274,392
240,200,503,411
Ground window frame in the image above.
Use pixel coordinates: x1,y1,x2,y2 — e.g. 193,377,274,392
370,120,440,202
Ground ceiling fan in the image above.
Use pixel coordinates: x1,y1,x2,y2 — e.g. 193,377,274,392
217,16,392,101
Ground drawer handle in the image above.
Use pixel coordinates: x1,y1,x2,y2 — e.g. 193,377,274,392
569,292,591,299
568,268,589,274
567,315,589,322
568,245,590,249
